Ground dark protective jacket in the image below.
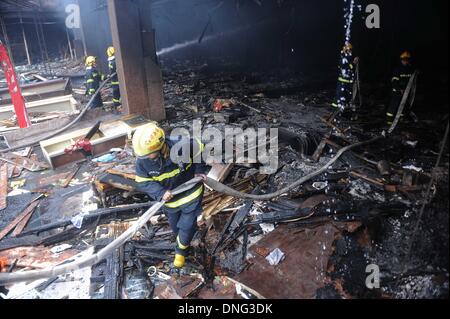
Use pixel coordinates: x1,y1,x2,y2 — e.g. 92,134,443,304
108,56,119,85
338,50,355,84
85,66,101,95
391,63,415,92
135,137,207,209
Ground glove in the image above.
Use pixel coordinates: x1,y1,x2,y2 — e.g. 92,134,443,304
101,74,106,81
178,162,187,173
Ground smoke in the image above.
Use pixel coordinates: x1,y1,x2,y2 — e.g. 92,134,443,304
156,20,271,57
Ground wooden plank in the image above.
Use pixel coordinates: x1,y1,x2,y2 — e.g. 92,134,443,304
350,171,385,187
384,184,424,193
320,116,350,135
12,147,33,158
11,201,40,237
6,148,32,179
62,164,82,188
31,74,49,82
312,138,328,162
0,153,49,172
0,95,78,121
202,198,222,220
12,147,32,178
7,163,14,179
0,246,78,270
0,164,8,210
104,246,124,299
0,78,69,101
38,172,72,187
0,200,39,240
106,169,136,180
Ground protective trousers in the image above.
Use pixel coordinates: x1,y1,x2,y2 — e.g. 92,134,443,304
387,91,410,125
164,197,203,257
112,84,121,108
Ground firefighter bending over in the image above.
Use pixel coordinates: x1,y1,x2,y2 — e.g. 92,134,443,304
133,123,207,269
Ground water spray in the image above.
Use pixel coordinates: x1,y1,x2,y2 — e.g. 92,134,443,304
344,0,356,44
157,20,270,57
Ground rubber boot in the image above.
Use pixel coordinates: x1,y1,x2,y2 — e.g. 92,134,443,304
174,254,186,269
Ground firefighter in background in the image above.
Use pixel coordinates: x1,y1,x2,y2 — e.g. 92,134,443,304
332,42,358,114
107,46,121,110
386,51,416,125
133,123,207,269
84,56,104,109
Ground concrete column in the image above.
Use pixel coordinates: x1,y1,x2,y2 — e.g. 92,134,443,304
107,0,165,121
76,0,88,57
138,0,165,122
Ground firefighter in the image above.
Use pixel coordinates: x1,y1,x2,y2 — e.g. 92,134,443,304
84,56,103,109
133,123,207,269
386,51,416,125
106,46,121,109
332,42,358,113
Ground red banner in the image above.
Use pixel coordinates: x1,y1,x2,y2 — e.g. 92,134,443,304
0,44,31,128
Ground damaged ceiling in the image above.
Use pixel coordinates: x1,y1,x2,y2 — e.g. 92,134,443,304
0,0,64,17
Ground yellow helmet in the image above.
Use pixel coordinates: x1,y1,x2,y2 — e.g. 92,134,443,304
343,42,353,52
400,51,412,60
132,123,166,158
85,56,96,66
107,46,115,57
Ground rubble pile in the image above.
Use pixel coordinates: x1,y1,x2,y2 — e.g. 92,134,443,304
0,58,448,299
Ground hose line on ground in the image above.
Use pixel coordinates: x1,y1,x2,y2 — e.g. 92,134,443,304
0,177,203,285
205,136,384,201
0,73,117,154
0,136,383,285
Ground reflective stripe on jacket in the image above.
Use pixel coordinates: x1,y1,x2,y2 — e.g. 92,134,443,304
85,66,101,95
135,137,207,208
392,63,415,91
338,51,355,84
108,56,119,84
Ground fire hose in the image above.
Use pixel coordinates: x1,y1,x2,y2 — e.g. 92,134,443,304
0,135,383,285
205,135,383,200
0,73,117,154
387,71,418,134
0,178,202,285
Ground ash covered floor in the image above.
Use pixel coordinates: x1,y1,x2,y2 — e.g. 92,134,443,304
0,57,448,299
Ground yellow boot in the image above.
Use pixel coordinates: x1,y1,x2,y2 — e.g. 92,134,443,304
174,254,186,268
